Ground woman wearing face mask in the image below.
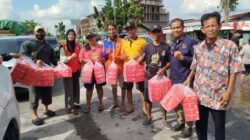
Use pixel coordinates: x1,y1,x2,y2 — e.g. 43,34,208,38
79,32,106,113
60,29,81,115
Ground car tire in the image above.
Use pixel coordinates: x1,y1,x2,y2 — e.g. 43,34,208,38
3,119,20,140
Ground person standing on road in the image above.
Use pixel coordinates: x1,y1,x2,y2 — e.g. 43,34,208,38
103,23,126,112
19,25,58,126
79,32,106,113
60,29,81,115
120,21,148,115
137,25,171,126
184,12,244,140
240,38,250,87
168,18,198,138
231,30,243,51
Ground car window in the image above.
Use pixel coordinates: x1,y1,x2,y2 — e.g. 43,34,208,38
0,39,19,54
46,39,58,49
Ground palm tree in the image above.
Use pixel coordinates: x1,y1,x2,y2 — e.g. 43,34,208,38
218,0,239,23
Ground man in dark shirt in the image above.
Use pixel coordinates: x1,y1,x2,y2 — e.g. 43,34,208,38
19,25,58,126
169,18,198,138
138,25,171,126
231,29,242,50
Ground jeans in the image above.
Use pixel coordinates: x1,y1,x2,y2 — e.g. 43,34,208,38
196,105,226,140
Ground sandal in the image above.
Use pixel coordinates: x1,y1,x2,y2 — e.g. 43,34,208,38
108,104,119,111
67,108,79,115
123,109,134,116
98,104,104,111
32,118,44,126
119,105,126,113
84,106,90,113
44,110,56,117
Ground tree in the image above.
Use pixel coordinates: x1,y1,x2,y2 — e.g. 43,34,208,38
218,0,239,23
54,22,65,39
93,0,144,33
21,19,38,34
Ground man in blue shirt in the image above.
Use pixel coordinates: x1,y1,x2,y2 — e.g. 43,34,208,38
169,18,198,138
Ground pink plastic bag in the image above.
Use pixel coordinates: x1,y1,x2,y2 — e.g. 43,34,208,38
182,87,199,121
160,84,185,112
148,75,172,102
106,62,118,84
37,65,55,87
124,59,144,82
94,61,106,84
54,63,72,78
81,60,94,83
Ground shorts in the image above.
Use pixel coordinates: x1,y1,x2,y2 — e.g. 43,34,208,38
29,86,52,110
243,64,250,75
83,77,106,89
123,81,144,92
111,74,124,89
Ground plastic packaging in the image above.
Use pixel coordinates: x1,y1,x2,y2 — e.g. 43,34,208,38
81,60,94,83
123,59,144,82
148,75,172,102
94,61,106,84
54,63,72,78
106,61,118,84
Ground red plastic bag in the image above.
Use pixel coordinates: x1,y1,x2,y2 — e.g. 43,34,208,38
124,59,144,82
94,61,106,84
37,65,55,87
54,63,72,78
11,57,38,85
81,60,94,83
182,87,199,121
160,84,185,112
106,61,118,84
148,75,172,102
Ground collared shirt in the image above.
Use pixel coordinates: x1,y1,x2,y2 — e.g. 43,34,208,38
103,36,124,74
190,38,244,110
170,34,198,84
121,37,147,62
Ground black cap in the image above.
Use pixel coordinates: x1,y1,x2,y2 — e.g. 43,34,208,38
150,25,162,32
123,22,136,30
86,32,95,38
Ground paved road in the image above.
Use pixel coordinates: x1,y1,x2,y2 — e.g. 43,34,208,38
17,79,250,140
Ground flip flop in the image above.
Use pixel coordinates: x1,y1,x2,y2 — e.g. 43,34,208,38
84,107,90,113
108,104,119,111
119,105,126,113
123,109,134,116
98,104,104,111
32,118,44,126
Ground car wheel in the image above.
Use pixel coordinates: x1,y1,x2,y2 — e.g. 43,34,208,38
3,119,20,140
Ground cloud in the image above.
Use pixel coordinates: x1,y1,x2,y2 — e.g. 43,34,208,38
0,0,19,19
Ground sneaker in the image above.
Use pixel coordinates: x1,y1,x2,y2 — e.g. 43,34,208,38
173,123,185,131
142,118,152,127
180,127,192,138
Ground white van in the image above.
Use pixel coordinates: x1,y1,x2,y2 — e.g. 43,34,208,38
0,64,20,140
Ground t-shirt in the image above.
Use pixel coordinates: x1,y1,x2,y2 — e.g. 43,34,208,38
240,43,250,64
79,44,103,62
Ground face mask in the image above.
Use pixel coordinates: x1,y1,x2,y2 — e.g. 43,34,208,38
35,33,45,40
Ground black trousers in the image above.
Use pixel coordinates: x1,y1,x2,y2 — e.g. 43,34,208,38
196,105,226,140
63,71,80,108
29,86,52,110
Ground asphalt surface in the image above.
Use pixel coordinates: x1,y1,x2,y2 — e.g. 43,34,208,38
16,78,250,140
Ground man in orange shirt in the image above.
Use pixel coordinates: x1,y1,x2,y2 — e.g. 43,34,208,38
103,23,126,112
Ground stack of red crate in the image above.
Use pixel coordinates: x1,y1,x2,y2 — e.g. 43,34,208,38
148,75,172,102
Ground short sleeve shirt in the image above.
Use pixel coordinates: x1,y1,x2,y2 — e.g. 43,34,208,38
190,38,244,110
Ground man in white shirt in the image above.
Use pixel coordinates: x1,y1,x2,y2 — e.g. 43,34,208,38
240,38,250,87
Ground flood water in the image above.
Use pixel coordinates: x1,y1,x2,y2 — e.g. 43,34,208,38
230,76,250,117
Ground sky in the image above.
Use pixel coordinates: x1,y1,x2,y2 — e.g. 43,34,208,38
0,0,250,34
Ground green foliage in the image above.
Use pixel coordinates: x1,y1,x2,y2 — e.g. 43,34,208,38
93,0,144,33
54,21,65,39
21,20,38,34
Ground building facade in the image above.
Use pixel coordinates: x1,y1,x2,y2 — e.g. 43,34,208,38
140,0,169,28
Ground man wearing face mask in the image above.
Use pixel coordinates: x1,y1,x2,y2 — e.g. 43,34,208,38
20,25,58,126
